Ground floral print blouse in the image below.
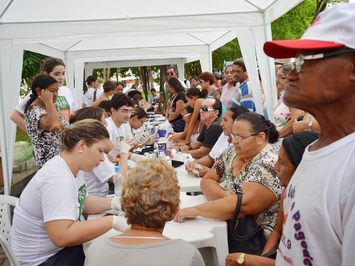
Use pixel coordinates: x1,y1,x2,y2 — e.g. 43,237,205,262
25,105,68,170
274,98,291,131
213,144,282,232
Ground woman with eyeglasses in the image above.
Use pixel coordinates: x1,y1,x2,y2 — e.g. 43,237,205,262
166,78,187,132
274,63,303,140
174,112,282,251
225,131,319,266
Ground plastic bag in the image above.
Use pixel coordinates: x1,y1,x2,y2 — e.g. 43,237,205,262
13,141,36,173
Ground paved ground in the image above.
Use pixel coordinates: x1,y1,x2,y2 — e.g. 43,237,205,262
0,246,10,266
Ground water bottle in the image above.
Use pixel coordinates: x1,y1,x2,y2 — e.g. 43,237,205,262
113,166,124,197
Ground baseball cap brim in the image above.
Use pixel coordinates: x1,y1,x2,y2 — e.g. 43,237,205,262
263,39,345,59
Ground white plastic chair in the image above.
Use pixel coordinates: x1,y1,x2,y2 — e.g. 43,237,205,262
0,195,20,266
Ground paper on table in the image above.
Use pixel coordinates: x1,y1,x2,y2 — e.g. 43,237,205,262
167,219,187,226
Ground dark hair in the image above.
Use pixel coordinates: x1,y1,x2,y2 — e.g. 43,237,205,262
199,72,216,85
110,93,133,111
98,100,112,116
69,107,103,124
225,64,233,72
24,75,58,113
41,58,65,74
236,112,279,143
167,65,178,74
282,131,319,168
186,87,208,99
86,75,98,86
167,78,185,93
61,119,109,152
130,107,147,119
115,81,125,87
132,94,143,106
212,98,223,118
191,76,199,82
151,88,156,92
229,106,250,120
233,58,246,72
103,80,115,93
84,75,98,94
213,71,223,80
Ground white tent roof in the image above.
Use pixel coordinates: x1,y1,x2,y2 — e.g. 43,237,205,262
0,0,302,197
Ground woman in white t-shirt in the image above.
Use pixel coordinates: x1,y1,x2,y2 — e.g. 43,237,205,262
82,75,100,107
220,65,240,109
10,57,78,131
11,119,129,266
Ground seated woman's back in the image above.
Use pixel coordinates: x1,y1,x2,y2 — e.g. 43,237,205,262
85,158,205,266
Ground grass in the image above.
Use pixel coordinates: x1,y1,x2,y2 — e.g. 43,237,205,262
16,127,30,142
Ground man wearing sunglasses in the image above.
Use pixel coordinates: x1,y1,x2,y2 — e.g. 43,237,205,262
162,65,187,105
169,98,223,158
263,3,355,266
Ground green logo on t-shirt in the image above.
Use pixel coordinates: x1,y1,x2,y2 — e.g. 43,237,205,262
77,183,87,221
55,96,70,110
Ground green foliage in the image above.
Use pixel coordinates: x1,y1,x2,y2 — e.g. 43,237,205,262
21,51,49,96
271,0,317,41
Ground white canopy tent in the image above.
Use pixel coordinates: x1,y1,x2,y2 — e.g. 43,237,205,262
0,0,302,195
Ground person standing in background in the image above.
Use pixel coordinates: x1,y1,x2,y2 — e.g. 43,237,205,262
11,58,78,130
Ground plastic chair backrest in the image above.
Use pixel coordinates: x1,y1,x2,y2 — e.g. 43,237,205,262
0,195,20,266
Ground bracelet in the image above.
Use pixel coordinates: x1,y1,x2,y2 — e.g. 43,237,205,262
187,143,193,150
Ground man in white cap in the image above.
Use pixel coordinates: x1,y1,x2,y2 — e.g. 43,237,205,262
262,3,355,266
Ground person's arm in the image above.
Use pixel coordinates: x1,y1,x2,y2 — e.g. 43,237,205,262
174,181,277,222
293,119,321,133
167,99,184,122
278,107,303,138
261,190,285,254
38,90,62,131
10,109,27,131
226,253,275,266
45,215,124,248
185,99,203,141
179,141,211,158
90,97,105,107
83,196,112,214
200,168,233,200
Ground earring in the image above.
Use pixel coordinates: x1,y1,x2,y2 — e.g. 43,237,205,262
78,150,83,153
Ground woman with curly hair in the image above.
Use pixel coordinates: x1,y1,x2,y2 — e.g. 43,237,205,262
85,158,205,266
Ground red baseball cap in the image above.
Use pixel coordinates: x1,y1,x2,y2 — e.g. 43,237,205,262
264,3,355,59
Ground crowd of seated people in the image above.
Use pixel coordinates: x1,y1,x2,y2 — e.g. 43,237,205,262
10,13,334,264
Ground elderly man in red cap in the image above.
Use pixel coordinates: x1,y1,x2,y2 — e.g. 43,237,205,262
258,3,355,266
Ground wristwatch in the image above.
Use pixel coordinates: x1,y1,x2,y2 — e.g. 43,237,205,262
308,121,313,131
237,253,246,265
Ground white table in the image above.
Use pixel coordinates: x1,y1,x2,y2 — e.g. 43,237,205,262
174,164,202,193
85,193,228,266
128,160,201,194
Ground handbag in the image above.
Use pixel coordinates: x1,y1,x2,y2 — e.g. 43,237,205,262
227,186,268,255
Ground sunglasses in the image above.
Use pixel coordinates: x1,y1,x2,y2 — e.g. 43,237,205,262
183,113,192,117
200,105,215,112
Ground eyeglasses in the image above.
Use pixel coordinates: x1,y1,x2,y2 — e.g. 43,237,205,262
139,118,145,124
294,49,355,73
230,133,259,141
275,75,287,80
200,105,215,112
121,109,133,114
166,72,175,76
